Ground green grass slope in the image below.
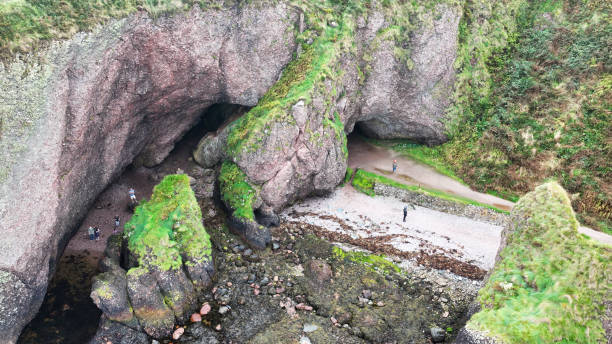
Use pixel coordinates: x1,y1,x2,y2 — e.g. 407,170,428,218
0,0,239,61
468,182,611,343
395,0,611,232
123,174,212,271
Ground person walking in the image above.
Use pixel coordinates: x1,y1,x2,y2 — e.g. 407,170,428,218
128,188,137,204
88,226,95,241
94,226,101,241
113,215,120,234
392,160,398,173
403,203,415,222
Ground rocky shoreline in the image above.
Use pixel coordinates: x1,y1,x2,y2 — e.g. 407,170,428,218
91,198,478,343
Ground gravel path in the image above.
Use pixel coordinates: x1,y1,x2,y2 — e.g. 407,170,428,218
282,186,503,271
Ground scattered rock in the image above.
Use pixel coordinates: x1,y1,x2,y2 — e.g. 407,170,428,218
430,327,446,343
172,327,185,340
190,313,202,322
218,306,231,315
300,335,312,344
303,323,318,333
306,259,332,286
200,303,212,315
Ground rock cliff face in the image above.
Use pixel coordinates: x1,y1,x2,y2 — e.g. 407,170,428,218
196,2,460,247
0,1,461,342
0,4,298,342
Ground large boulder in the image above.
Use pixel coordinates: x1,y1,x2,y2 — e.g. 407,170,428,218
455,182,611,343
0,3,298,341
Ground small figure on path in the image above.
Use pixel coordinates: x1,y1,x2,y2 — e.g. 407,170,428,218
113,215,120,234
392,160,398,173
403,203,415,222
128,187,137,204
88,226,95,241
94,226,101,241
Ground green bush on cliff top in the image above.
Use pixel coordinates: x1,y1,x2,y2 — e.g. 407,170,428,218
0,0,237,61
470,182,611,343
124,174,212,271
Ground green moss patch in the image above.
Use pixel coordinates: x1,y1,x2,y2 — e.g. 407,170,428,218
332,246,401,275
124,174,212,271
218,161,257,221
469,182,611,343
351,168,508,213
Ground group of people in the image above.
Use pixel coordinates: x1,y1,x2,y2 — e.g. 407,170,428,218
87,215,121,241
86,187,137,241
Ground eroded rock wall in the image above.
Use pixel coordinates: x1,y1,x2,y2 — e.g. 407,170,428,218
0,4,298,342
1,1,464,341
197,2,461,247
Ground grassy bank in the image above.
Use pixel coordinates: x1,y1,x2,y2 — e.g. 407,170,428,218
468,182,611,343
439,0,610,232
351,168,508,213
0,0,263,62
123,174,212,271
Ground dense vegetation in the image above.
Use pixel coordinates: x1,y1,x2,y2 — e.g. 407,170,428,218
391,0,611,232
123,174,212,271
469,182,611,343
0,0,241,61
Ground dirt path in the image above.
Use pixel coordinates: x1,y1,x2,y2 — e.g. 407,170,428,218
347,136,515,211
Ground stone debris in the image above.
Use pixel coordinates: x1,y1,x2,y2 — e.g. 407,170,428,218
172,327,184,340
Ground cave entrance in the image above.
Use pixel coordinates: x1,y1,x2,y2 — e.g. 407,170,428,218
17,103,250,344
154,103,249,168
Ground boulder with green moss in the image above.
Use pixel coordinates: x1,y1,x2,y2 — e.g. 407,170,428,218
455,182,611,344
91,174,214,339
91,269,138,328
218,161,270,249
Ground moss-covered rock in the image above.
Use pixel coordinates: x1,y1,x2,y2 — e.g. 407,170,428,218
458,182,611,343
218,161,271,249
90,269,138,328
91,174,215,339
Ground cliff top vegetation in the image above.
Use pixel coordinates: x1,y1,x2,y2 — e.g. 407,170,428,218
468,182,611,343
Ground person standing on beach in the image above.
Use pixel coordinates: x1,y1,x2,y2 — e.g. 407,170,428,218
392,160,398,173
113,215,120,234
403,203,415,222
94,226,101,241
88,226,95,241
128,188,137,204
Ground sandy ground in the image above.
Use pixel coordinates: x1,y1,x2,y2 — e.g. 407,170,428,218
282,186,503,271
348,136,612,246
64,122,206,260
347,136,515,211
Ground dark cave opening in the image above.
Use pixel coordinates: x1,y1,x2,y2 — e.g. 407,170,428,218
17,103,250,344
